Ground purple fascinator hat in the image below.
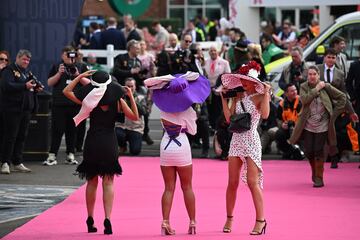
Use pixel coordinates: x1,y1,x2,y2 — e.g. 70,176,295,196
144,72,211,113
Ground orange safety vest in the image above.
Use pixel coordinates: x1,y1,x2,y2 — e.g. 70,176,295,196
280,96,300,122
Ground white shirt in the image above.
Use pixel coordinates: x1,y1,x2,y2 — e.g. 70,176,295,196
324,64,335,83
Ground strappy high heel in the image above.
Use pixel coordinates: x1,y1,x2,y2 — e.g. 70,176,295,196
250,219,267,235
161,220,175,235
188,220,196,235
103,218,113,235
223,216,233,233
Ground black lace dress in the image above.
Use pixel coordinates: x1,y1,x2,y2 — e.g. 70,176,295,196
76,103,122,179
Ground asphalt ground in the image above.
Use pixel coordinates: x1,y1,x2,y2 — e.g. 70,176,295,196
0,119,287,238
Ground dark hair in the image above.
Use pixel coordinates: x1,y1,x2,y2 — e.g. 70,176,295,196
62,45,75,53
260,33,273,43
330,36,346,47
89,22,99,30
284,83,296,92
324,48,337,57
308,65,320,74
0,50,10,63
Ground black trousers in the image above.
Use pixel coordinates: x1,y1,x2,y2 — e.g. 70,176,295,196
208,93,222,130
49,106,79,155
1,111,31,165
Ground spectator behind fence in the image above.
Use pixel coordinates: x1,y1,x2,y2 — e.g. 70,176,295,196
289,65,346,188
260,33,284,66
1,49,42,174
101,17,126,50
278,46,309,92
273,20,297,50
86,53,104,71
44,46,89,166
113,40,143,86
124,18,142,42
275,83,305,160
0,50,10,166
204,45,231,130
116,78,146,156
138,40,156,145
151,21,169,52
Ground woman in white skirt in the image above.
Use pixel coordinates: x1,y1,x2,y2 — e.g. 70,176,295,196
144,72,210,236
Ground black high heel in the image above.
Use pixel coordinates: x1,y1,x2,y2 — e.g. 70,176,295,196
86,216,97,233
250,219,267,235
104,218,113,235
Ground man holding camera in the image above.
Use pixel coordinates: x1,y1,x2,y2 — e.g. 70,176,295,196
275,83,305,160
1,49,42,174
43,46,89,166
279,46,309,92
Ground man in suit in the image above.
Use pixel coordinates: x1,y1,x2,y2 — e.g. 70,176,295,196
346,45,360,168
330,36,348,78
317,48,359,168
101,17,126,50
88,22,102,49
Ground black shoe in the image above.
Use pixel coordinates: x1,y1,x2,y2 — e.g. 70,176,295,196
86,216,97,233
142,135,154,145
313,177,324,188
103,218,112,235
330,155,339,169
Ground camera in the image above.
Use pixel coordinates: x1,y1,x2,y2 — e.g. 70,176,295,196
222,86,244,98
28,72,44,90
66,51,78,59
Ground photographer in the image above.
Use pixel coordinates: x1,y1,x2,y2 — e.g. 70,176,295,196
44,46,89,166
275,83,304,160
279,46,310,92
0,49,42,174
170,33,196,74
115,78,147,155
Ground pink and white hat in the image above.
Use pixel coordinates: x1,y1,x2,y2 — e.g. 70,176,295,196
220,61,265,94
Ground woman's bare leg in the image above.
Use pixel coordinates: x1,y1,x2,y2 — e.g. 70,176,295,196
177,165,195,221
86,176,98,217
102,175,114,219
246,158,265,232
226,156,242,217
161,166,177,220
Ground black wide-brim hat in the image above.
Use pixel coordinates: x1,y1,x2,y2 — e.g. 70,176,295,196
75,71,125,105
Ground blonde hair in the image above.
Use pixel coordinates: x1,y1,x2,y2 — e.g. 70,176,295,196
248,43,263,63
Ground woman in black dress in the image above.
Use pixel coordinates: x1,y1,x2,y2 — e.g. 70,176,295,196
63,70,138,235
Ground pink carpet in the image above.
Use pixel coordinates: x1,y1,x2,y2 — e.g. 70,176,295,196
3,158,360,240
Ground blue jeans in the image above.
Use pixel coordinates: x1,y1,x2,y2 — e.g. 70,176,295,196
115,127,142,156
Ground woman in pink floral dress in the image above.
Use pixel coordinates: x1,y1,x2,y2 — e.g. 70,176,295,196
220,61,271,235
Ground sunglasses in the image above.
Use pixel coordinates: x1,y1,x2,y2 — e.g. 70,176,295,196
0,57,9,62
184,40,192,43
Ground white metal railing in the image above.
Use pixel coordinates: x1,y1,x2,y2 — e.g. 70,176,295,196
79,41,223,71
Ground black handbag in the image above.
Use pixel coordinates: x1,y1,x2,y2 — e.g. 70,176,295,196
228,101,251,133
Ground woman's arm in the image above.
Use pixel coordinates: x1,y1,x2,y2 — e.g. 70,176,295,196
63,70,95,105
119,86,139,121
220,92,236,124
259,84,271,119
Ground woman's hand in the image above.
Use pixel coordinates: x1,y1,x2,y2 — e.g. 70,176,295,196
124,86,133,97
81,70,97,78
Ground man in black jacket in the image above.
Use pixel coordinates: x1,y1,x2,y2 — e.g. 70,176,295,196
0,49,42,174
346,45,360,167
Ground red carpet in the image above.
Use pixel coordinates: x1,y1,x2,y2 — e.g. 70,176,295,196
3,158,360,240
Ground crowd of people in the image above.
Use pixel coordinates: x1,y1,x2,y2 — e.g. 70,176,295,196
1,14,360,236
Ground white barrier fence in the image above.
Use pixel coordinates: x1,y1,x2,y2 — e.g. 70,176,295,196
79,41,223,71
